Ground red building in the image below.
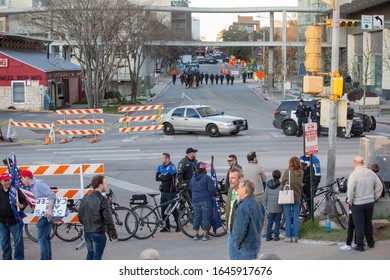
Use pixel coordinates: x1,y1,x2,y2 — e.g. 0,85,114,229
0,32,82,110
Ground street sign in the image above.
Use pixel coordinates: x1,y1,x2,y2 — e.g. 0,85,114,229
361,15,372,30
304,123,318,156
373,15,384,30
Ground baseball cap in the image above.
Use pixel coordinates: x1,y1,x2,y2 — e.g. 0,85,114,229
196,162,209,170
0,173,11,181
18,170,33,178
186,147,198,154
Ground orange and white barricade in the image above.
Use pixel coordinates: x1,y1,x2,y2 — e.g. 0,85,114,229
0,163,105,224
56,108,104,139
7,118,55,143
118,104,164,133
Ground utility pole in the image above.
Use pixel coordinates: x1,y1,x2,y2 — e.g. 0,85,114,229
324,0,340,214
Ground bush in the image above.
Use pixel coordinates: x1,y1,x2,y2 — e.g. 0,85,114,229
347,91,378,101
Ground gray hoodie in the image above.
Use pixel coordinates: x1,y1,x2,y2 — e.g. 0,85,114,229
263,179,283,213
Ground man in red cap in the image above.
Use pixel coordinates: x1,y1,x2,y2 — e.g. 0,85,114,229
19,170,56,260
0,172,26,260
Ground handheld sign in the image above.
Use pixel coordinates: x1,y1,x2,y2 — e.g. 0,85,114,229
34,197,68,218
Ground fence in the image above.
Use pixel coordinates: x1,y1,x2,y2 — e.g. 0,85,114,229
7,118,55,143
56,108,104,139
118,104,164,133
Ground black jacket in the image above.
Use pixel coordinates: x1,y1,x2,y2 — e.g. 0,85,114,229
78,191,118,240
177,156,197,188
347,107,354,120
295,105,308,118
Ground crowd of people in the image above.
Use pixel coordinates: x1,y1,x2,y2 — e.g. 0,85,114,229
0,150,385,260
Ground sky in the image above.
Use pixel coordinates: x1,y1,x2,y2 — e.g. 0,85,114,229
189,0,299,41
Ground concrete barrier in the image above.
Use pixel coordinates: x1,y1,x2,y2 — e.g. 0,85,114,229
373,197,390,219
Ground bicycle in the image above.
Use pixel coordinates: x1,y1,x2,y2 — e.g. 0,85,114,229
178,182,227,239
128,189,192,239
281,177,349,230
25,187,139,242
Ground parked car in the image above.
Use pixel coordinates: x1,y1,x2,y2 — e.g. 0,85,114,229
206,57,218,64
272,99,376,137
163,105,248,137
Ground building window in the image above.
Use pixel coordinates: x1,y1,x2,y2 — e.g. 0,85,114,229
0,0,6,6
12,81,26,103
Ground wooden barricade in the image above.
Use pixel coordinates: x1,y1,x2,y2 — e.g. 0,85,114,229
55,108,104,139
7,118,55,143
0,163,104,224
118,104,164,133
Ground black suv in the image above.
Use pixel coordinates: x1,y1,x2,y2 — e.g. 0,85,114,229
272,99,376,137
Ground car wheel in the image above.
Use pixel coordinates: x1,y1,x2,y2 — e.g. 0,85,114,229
282,120,297,136
207,124,220,137
337,127,346,138
163,123,175,135
361,114,372,131
229,132,239,135
370,116,376,130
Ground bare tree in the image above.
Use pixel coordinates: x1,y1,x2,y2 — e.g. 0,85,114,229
24,0,156,108
350,34,376,111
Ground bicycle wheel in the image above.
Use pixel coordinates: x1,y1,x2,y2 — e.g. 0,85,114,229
209,217,227,237
25,223,57,243
333,198,348,229
178,207,194,238
55,223,83,242
124,208,138,240
112,206,137,241
132,205,159,239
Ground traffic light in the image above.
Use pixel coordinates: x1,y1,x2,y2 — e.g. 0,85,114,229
339,20,360,28
303,75,323,95
304,26,322,73
331,72,344,100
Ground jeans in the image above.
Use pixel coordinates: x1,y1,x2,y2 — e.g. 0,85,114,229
37,217,53,260
283,201,300,238
266,212,282,239
0,222,24,260
238,247,259,260
193,200,212,231
84,232,107,260
227,232,239,260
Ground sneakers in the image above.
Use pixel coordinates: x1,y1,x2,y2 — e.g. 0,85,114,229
292,237,298,243
284,237,291,242
339,244,352,251
274,237,280,241
193,235,200,241
202,235,210,241
160,228,170,233
266,237,273,241
175,227,181,232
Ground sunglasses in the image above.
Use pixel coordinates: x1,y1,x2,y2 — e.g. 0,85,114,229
227,160,234,162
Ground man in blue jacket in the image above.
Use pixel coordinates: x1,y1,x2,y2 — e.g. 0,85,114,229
232,180,264,260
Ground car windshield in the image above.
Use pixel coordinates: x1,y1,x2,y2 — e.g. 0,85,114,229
197,107,222,117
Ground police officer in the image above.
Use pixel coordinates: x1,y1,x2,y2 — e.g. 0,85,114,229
311,101,321,136
242,71,247,83
209,73,214,84
215,73,219,85
219,73,224,85
345,103,354,139
204,72,209,85
156,153,179,232
295,99,309,137
177,147,198,202
200,72,204,85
